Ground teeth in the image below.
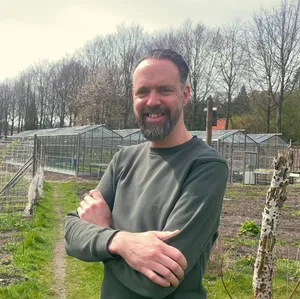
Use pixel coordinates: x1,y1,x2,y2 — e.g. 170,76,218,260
149,114,163,118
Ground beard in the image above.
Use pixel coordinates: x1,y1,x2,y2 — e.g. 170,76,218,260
135,105,182,141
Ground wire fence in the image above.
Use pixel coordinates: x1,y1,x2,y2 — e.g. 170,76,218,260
0,136,43,214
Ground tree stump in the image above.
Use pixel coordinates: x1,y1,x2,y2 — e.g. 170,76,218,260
253,150,294,299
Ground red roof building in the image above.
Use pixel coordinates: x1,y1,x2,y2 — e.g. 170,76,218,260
212,118,226,130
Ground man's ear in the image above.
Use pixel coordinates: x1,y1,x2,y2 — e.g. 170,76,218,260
182,84,190,107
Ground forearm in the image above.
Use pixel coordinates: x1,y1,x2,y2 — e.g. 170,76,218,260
105,258,178,299
64,211,118,262
107,231,184,298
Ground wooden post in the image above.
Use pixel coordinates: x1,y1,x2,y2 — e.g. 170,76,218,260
253,149,294,299
32,134,37,178
206,96,213,146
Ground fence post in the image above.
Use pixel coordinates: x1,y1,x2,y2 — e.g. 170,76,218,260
32,134,37,177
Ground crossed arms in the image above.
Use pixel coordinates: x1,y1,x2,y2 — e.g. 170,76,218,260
64,161,228,298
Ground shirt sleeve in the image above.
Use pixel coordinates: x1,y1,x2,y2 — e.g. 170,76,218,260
64,152,119,262
105,160,228,298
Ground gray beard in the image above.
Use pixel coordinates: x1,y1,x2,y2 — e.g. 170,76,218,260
139,118,173,141
136,106,181,141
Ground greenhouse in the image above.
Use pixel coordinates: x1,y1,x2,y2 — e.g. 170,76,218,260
247,134,288,168
114,129,147,146
9,125,122,177
247,134,288,184
189,130,258,184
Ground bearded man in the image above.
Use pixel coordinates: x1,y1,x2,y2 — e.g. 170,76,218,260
65,49,228,299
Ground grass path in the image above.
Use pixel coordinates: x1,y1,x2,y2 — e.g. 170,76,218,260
51,185,66,299
54,181,104,299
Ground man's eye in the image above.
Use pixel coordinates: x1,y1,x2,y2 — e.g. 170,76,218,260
136,89,148,96
160,88,172,94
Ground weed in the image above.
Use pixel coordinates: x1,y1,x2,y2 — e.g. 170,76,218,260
293,210,300,216
239,220,261,236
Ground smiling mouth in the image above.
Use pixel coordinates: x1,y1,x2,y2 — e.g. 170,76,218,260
146,113,165,119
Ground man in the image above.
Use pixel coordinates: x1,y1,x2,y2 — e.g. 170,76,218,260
65,49,228,298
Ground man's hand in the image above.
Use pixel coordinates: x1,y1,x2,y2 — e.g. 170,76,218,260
77,189,111,227
108,230,187,287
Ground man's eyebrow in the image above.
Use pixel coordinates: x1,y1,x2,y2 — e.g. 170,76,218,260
135,86,149,93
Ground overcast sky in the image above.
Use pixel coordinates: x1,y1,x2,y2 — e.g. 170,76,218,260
0,0,280,81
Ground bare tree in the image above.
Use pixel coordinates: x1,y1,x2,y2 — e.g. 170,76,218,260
75,69,121,127
79,36,107,73
114,23,145,128
246,0,300,132
216,22,246,129
0,82,11,137
179,21,219,129
52,56,86,127
32,61,54,129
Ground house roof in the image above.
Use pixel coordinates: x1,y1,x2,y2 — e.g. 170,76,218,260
212,118,227,130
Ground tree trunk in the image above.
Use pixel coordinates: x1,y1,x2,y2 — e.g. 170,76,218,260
276,100,283,133
253,150,294,298
226,92,232,130
266,97,271,133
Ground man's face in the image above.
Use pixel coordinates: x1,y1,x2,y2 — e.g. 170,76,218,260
132,59,188,141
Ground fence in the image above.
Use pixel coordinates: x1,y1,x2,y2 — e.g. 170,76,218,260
0,136,44,215
291,146,300,172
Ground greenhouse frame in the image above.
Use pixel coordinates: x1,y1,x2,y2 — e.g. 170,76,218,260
9,125,122,177
247,134,288,169
247,134,288,184
189,130,258,184
114,129,147,146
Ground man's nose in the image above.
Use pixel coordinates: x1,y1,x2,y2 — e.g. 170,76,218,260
146,90,161,107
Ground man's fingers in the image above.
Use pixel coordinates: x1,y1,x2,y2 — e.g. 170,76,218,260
155,230,180,240
89,189,103,200
150,262,180,287
142,268,170,287
83,195,94,204
158,254,184,280
79,200,89,209
162,245,187,271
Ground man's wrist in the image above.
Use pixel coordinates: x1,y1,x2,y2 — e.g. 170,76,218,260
108,231,126,256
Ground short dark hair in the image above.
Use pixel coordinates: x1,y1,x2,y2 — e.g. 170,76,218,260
133,49,189,87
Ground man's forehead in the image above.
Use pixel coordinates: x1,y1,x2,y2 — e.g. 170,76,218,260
133,59,180,81
135,58,176,68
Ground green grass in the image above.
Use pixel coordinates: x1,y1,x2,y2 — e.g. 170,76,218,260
204,256,300,298
55,181,104,299
0,180,103,299
225,184,267,197
1,181,299,298
0,183,57,299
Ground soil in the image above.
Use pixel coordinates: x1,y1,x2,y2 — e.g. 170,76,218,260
210,184,300,271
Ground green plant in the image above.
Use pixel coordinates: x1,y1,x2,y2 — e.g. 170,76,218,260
294,210,300,216
238,220,260,235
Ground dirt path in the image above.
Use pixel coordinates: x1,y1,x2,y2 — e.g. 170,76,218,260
51,185,66,299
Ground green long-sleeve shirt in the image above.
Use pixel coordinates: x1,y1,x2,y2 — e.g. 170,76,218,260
65,137,228,298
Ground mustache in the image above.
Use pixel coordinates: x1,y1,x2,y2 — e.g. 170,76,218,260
140,106,170,115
